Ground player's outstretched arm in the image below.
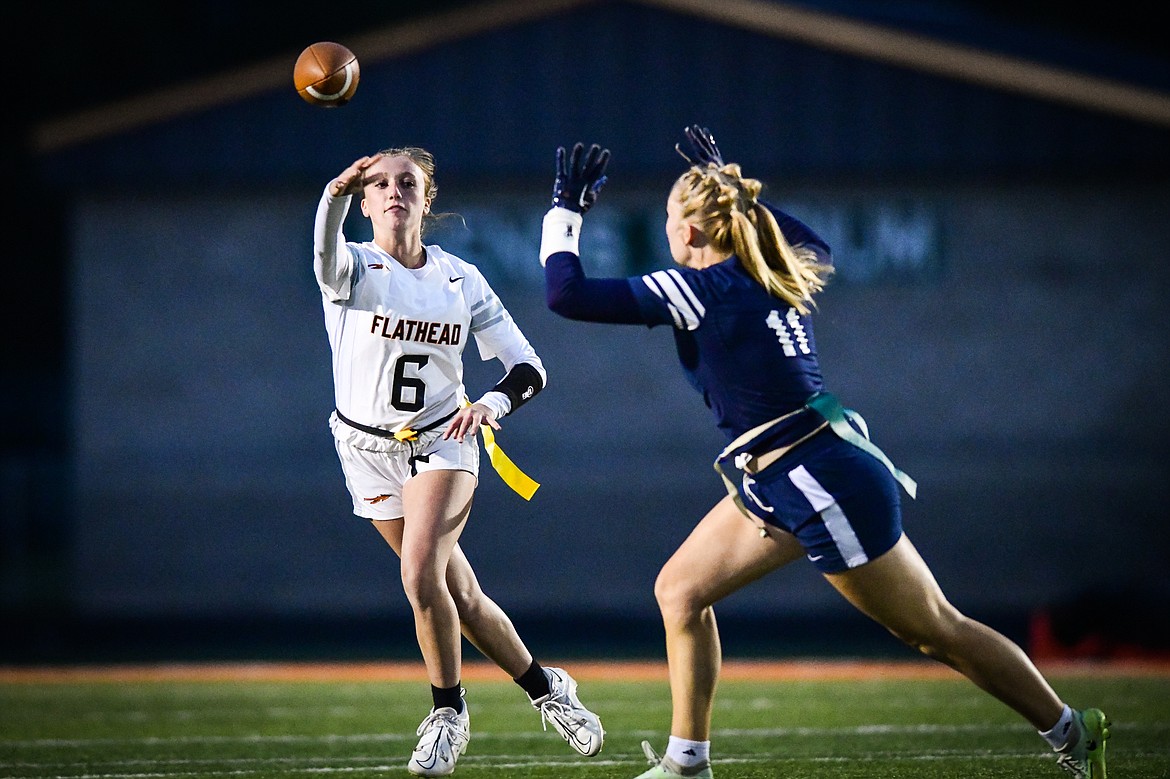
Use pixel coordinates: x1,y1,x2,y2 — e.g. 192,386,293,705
540,143,645,324
540,142,609,267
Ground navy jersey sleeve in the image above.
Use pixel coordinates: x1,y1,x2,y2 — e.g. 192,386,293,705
632,268,708,329
543,203,828,330
544,251,660,325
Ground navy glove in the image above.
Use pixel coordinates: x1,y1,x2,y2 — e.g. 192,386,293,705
552,142,610,213
675,124,724,167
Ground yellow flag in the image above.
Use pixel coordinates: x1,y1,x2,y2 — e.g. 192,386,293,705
480,423,540,500
460,398,540,500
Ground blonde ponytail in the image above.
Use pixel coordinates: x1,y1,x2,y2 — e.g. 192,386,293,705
675,164,832,314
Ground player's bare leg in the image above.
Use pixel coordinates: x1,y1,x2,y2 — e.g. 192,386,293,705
653,495,805,739
824,533,1064,729
375,512,533,676
444,542,534,675
374,469,476,688
376,477,603,759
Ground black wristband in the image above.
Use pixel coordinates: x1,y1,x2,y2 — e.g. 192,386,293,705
492,362,544,415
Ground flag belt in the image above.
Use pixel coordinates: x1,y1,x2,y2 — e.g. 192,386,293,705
334,408,458,442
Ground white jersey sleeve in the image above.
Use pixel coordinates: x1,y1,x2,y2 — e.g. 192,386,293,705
313,186,356,302
462,261,547,390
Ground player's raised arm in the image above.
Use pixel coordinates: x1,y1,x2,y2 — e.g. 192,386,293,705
539,142,609,266
539,143,645,324
314,154,384,301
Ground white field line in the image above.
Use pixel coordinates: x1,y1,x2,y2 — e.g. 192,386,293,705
5,723,1165,778
5,720,1162,750
2,721,1024,749
0,751,1072,779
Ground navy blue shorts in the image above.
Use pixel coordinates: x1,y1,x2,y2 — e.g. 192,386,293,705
739,428,903,573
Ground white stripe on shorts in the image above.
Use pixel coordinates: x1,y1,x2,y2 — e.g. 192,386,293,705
788,464,869,568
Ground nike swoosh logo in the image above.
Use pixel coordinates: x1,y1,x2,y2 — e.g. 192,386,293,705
414,742,440,769
449,276,464,283
807,554,825,562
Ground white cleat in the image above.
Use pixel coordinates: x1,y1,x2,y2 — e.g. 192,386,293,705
407,699,470,777
531,666,605,756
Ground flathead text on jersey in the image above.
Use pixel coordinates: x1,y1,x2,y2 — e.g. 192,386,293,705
369,314,463,346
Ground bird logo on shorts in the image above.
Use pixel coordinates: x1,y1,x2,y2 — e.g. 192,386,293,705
364,494,392,504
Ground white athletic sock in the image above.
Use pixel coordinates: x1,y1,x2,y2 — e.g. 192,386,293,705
1040,705,1076,750
666,736,710,768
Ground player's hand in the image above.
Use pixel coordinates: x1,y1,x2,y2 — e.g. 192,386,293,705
329,153,384,197
552,143,610,214
444,403,501,443
675,124,724,167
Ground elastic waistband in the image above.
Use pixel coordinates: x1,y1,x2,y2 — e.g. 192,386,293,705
334,408,457,441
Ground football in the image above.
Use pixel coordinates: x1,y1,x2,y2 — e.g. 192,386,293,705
293,42,360,107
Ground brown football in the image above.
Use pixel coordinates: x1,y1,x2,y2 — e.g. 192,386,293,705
293,42,359,107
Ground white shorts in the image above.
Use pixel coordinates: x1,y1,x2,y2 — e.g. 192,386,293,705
332,425,480,520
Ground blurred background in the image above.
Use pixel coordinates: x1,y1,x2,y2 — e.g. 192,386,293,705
6,0,1169,664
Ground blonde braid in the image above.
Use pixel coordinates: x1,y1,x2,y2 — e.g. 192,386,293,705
676,164,832,314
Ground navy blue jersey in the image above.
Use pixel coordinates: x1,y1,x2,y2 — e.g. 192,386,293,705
630,258,824,439
544,204,831,442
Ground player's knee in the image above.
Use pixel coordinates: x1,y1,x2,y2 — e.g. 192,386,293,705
887,612,964,661
653,570,703,622
892,628,941,658
448,581,486,619
400,562,446,607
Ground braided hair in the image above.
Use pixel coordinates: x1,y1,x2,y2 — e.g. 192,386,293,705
673,163,833,314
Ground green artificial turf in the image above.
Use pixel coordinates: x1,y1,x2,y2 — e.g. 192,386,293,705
2,669,1167,777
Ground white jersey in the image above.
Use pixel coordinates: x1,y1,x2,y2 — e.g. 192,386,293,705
313,187,544,451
